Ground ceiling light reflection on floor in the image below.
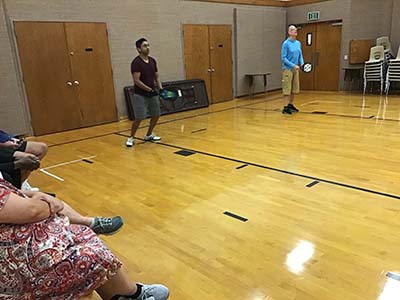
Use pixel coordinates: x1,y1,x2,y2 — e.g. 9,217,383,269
286,240,315,275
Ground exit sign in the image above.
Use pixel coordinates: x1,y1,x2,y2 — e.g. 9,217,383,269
307,11,320,21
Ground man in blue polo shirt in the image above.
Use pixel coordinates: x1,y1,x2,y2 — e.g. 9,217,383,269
281,25,304,115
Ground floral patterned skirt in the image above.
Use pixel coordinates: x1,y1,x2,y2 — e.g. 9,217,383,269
0,217,122,300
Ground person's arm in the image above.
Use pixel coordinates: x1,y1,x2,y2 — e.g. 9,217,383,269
281,42,296,70
132,72,153,92
0,191,51,224
23,191,64,215
155,72,163,89
0,140,20,149
0,131,14,149
299,42,304,66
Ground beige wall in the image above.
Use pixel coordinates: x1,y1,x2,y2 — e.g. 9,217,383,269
0,1,30,134
236,6,286,96
0,0,285,135
350,0,392,40
391,0,400,55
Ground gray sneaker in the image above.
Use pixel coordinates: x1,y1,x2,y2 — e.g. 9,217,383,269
144,134,161,142
91,216,124,235
111,283,169,300
138,284,169,300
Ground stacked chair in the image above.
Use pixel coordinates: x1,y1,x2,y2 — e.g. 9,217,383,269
376,36,393,61
363,45,385,94
385,46,400,95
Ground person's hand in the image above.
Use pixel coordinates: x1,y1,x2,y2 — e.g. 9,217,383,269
294,65,301,71
38,193,64,215
147,89,159,98
25,192,64,215
1,140,20,149
14,154,40,171
11,138,23,148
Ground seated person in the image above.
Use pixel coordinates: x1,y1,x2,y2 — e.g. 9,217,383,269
0,178,158,300
0,148,40,189
0,130,48,159
0,174,123,235
0,130,47,190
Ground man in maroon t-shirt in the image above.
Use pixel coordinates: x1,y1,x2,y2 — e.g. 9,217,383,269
126,38,163,147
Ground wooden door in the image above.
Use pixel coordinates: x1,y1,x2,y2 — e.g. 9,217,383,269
314,22,342,91
183,24,212,100
15,22,82,135
65,22,117,127
297,23,316,90
209,25,233,103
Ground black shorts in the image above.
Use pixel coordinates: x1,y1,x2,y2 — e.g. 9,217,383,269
0,141,28,158
16,140,27,152
0,149,22,188
1,170,22,189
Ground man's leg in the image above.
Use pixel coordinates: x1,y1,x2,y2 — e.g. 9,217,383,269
289,94,295,105
127,94,148,147
287,69,300,112
144,95,161,140
147,116,160,136
130,119,143,138
24,141,48,160
284,95,291,106
282,70,293,114
12,151,39,190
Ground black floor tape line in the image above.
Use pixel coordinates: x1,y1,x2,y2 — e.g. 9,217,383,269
114,130,400,201
306,180,320,188
191,128,207,134
236,164,248,170
224,211,248,222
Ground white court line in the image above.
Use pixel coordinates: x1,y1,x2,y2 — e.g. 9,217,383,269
39,169,65,182
42,155,97,170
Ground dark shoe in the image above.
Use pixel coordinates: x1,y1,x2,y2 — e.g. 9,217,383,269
91,216,124,235
288,103,299,113
282,106,292,114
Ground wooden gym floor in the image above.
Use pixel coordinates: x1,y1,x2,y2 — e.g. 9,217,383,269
29,91,400,300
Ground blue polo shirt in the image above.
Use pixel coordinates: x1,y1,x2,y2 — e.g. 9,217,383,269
281,38,304,70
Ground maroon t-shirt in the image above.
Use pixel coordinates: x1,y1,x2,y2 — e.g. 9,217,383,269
131,56,158,96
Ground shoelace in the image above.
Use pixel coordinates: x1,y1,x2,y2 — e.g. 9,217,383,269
139,289,155,300
98,218,113,228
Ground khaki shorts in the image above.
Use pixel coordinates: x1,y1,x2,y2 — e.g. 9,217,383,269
282,69,300,96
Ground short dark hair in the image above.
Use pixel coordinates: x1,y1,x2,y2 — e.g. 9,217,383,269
135,38,147,49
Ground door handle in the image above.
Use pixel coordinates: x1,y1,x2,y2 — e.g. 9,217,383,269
66,81,73,86
73,80,80,86
211,68,215,72
207,69,212,73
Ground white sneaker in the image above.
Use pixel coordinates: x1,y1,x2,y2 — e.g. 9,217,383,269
113,283,169,300
138,284,169,300
22,181,40,192
126,137,134,147
144,134,161,142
